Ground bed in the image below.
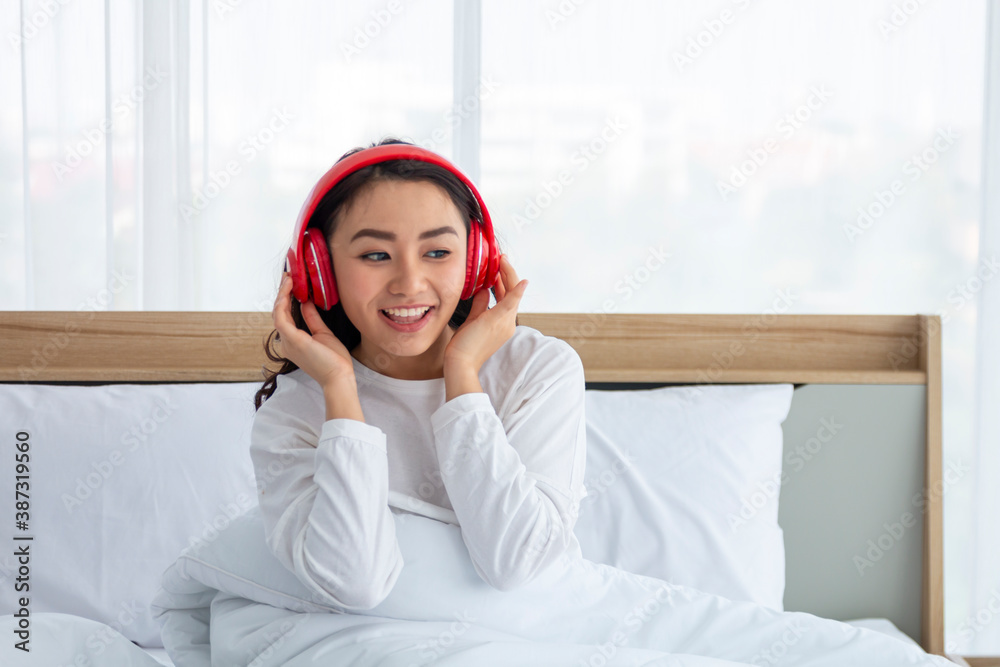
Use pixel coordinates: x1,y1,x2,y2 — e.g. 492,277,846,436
0,310,965,665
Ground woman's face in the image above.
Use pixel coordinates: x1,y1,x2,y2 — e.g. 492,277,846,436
328,178,468,380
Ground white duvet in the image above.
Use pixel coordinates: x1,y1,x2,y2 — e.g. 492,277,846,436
146,505,953,667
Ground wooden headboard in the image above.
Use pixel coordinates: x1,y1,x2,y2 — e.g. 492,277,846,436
0,311,944,656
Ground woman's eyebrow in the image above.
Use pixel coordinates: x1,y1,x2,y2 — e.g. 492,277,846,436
349,226,459,243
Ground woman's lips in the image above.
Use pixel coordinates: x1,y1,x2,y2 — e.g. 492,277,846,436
379,306,434,332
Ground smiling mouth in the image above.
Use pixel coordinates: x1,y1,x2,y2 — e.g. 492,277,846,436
380,307,434,324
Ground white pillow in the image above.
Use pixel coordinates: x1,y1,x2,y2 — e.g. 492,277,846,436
0,382,261,648
574,383,794,610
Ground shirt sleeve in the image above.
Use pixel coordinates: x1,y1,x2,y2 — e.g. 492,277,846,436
248,371,404,611
429,340,588,592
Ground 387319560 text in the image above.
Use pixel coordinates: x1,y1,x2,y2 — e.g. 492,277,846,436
11,430,33,653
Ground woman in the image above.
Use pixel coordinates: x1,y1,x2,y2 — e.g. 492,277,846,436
249,138,952,666
252,137,585,610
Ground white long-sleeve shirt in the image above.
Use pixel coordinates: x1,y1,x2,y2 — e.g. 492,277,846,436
248,325,588,611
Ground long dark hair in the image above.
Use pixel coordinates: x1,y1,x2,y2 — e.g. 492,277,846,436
254,137,514,409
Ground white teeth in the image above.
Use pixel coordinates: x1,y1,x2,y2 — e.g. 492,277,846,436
382,307,431,318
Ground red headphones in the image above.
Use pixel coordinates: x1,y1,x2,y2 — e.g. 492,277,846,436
285,144,501,310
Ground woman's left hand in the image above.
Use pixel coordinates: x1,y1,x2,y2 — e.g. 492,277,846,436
444,254,528,373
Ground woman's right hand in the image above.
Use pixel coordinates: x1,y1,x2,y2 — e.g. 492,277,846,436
273,272,355,389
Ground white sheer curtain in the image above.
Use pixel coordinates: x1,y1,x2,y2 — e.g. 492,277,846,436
0,0,455,311
968,0,1000,656
475,0,993,655
2,0,997,655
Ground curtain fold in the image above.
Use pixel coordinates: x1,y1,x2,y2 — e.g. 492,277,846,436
967,0,1000,655
141,0,182,309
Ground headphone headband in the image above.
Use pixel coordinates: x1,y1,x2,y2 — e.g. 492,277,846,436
286,143,500,309
292,144,493,245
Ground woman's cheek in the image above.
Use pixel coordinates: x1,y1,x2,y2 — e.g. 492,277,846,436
448,263,467,301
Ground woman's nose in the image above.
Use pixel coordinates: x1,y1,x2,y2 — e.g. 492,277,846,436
389,255,429,293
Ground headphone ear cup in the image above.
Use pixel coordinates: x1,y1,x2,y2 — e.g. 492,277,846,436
483,225,500,293
468,220,500,299
463,219,484,300
303,228,339,309
286,248,308,304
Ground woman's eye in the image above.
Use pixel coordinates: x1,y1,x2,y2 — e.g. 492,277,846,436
361,250,451,262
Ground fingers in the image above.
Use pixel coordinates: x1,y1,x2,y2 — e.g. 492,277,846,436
494,254,511,301
301,299,333,337
274,271,324,340
500,254,512,282
282,274,331,337
500,254,520,291
273,272,294,336
497,254,527,307
470,286,491,320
